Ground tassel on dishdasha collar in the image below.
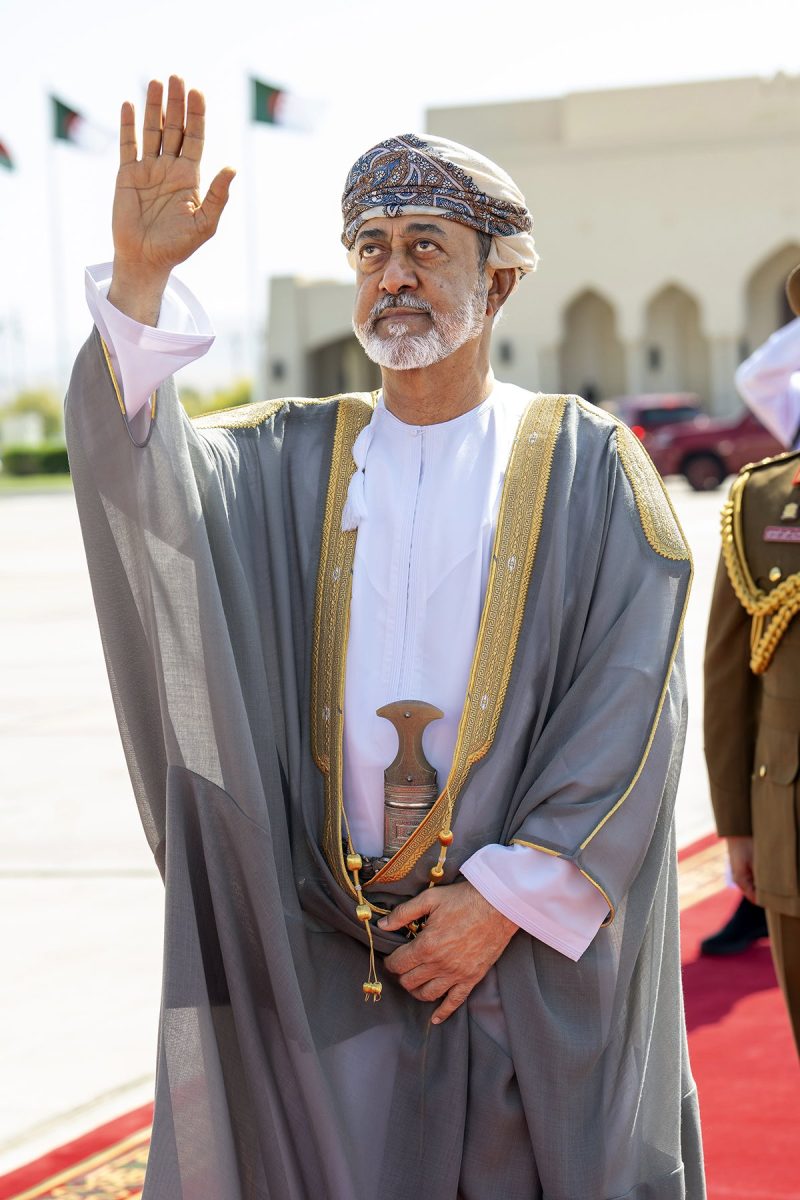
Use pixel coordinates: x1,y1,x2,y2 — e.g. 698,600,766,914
341,420,375,532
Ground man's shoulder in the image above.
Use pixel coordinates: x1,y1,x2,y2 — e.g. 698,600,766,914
191,392,376,432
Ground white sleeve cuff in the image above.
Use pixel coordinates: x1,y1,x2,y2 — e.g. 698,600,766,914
735,317,800,450
85,263,215,421
461,843,610,961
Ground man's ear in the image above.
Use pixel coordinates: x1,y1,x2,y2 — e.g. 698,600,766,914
486,267,517,317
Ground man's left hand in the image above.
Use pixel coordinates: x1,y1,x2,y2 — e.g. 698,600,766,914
379,881,517,1024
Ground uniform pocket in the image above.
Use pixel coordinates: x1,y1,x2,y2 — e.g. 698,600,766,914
751,726,800,898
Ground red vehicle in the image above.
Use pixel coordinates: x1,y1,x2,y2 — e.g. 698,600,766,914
643,408,783,491
602,394,784,491
602,394,703,440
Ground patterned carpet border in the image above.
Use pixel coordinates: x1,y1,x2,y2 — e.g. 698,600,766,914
0,1106,152,1200
0,834,726,1199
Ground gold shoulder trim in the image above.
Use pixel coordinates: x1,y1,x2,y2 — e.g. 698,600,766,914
608,414,690,562
192,397,289,429
192,391,376,430
721,469,800,673
310,393,377,902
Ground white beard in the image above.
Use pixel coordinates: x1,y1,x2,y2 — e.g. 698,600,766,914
353,278,488,371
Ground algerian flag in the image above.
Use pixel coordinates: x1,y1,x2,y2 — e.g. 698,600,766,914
251,77,318,131
0,139,13,170
51,96,111,152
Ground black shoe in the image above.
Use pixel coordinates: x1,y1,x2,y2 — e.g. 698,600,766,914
700,896,769,957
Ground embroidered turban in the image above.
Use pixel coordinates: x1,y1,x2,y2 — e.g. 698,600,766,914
341,133,538,277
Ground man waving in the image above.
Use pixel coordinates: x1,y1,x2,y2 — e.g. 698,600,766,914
66,77,704,1200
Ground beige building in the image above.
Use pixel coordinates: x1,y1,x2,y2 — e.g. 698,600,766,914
267,74,800,413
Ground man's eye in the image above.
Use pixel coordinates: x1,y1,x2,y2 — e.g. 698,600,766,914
415,240,435,251
359,245,380,258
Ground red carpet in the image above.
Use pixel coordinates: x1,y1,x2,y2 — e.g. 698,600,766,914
0,838,797,1199
681,885,799,1200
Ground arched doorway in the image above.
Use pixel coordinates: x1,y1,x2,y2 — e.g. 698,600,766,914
308,336,381,398
643,284,710,401
559,290,625,403
743,243,800,356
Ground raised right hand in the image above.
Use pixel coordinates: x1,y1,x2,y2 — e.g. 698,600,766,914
109,76,235,323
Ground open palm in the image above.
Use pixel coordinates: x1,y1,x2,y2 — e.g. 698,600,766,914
112,77,235,277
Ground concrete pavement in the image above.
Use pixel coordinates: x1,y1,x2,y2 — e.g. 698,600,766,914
0,481,721,1174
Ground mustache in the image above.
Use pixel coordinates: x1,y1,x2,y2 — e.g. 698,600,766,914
369,294,433,322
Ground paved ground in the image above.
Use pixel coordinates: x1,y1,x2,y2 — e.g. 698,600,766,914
0,481,723,1174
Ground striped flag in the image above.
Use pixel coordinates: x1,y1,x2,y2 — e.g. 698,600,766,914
51,96,111,152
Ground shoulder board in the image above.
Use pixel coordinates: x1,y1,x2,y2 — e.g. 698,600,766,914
192,391,376,431
575,396,690,562
737,447,800,478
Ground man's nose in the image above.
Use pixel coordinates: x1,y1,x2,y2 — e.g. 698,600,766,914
379,252,417,295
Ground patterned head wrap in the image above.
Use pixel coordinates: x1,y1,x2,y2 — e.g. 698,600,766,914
341,133,538,278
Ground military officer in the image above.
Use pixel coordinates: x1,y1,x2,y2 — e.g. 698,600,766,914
704,267,800,1053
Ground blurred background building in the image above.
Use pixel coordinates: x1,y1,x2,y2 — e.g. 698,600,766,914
266,74,800,410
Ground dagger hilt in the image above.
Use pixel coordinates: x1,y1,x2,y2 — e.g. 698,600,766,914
376,700,444,857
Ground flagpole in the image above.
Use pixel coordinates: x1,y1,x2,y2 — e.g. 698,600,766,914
45,133,69,391
243,78,262,403
0,170,10,401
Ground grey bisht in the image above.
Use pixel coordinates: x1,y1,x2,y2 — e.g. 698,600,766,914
66,330,704,1200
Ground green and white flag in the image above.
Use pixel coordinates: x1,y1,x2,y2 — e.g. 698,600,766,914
0,139,13,170
252,79,285,125
251,77,318,131
51,96,111,152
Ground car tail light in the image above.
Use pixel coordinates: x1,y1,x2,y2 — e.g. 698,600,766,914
631,424,646,440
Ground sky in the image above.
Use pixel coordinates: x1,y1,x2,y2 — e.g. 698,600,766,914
1,0,799,396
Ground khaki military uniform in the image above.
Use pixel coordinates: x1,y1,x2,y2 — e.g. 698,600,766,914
704,449,800,1052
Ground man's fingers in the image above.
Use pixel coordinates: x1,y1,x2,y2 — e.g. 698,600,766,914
199,168,236,234
392,962,438,991
378,890,437,932
411,978,449,1002
182,88,206,162
142,80,164,158
162,75,186,157
734,875,756,904
384,936,425,975
431,982,474,1025
119,102,138,166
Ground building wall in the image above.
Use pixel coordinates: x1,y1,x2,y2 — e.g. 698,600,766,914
267,75,800,411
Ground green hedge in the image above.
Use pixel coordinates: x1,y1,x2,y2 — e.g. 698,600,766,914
1,444,70,476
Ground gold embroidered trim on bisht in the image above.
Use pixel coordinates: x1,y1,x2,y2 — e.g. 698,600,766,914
721,467,800,674
99,337,126,416
99,336,156,422
310,393,378,905
310,391,566,894
192,396,321,429
610,417,691,563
